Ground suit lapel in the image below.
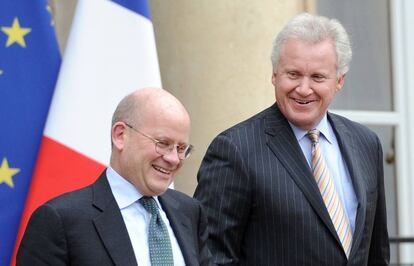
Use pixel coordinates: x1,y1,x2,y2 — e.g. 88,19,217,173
264,106,341,245
159,191,198,266
92,173,138,266
328,113,367,257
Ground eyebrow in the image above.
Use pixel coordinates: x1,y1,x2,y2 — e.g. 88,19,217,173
153,136,189,146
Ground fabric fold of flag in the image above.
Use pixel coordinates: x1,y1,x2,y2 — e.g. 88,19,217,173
0,1,60,265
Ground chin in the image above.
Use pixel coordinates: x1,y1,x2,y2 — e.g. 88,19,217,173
290,119,315,130
151,182,172,195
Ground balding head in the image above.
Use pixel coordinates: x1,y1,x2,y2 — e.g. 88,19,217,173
110,87,191,196
111,87,190,130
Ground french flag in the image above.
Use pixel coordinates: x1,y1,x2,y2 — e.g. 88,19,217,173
12,0,161,263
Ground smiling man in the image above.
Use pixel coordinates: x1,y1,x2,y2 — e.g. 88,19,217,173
18,88,211,266
195,13,389,265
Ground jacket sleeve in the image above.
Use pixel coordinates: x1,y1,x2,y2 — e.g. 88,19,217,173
368,136,390,265
194,133,251,265
197,201,213,266
17,204,69,266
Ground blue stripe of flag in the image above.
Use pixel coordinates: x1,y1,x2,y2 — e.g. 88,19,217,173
112,0,152,20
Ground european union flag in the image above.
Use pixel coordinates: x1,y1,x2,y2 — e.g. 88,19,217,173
0,0,60,264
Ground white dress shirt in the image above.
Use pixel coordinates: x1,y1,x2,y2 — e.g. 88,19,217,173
289,114,358,232
106,167,185,266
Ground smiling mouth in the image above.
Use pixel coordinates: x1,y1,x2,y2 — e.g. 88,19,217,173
294,98,314,104
153,165,172,175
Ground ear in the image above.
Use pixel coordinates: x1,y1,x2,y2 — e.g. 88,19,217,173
271,71,277,86
336,74,346,91
112,122,127,151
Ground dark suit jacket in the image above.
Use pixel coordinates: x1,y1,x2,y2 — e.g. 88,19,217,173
194,104,389,266
17,171,211,266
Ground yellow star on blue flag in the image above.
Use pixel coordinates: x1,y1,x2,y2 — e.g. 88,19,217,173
1,17,31,47
0,158,20,188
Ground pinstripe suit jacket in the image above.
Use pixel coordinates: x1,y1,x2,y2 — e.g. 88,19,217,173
194,104,389,266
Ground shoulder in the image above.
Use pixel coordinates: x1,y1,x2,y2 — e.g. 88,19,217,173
31,174,106,223
45,183,94,210
23,183,96,240
43,171,109,209
208,105,278,150
221,104,276,136
201,105,282,163
28,185,93,227
161,189,204,217
162,188,200,208
328,112,381,150
329,112,378,138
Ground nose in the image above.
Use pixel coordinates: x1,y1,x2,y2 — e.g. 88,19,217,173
163,147,181,166
296,77,313,96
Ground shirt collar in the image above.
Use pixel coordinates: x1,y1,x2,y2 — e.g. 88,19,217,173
288,114,333,144
106,167,161,209
106,167,141,209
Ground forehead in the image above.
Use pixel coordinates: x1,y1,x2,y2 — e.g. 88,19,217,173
279,38,337,69
141,107,191,142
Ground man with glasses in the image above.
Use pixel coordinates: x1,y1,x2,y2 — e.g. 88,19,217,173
17,88,211,266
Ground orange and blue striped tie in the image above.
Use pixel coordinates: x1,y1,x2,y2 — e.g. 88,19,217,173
308,129,353,258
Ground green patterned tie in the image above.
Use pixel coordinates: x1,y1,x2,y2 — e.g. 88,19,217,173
139,196,174,265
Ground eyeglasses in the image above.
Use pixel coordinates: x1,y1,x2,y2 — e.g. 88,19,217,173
124,122,194,160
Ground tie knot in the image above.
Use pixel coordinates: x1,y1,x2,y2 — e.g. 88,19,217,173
307,129,320,143
139,196,158,215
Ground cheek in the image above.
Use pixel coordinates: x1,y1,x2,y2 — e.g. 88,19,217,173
176,162,184,171
316,84,337,101
324,87,338,102
276,78,296,93
275,83,291,104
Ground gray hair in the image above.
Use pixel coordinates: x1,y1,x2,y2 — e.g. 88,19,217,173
271,13,352,76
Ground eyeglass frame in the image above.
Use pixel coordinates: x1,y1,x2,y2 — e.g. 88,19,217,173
123,122,194,160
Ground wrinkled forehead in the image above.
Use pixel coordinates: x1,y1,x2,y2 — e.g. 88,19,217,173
277,38,338,68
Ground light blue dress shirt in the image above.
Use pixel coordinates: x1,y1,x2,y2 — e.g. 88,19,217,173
289,114,358,232
106,167,185,266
